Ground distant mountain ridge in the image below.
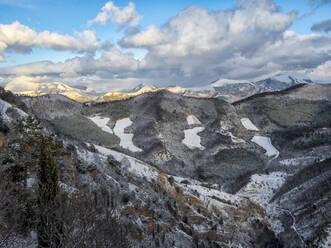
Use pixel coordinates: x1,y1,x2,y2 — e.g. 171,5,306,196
7,73,317,103
5,81,100,102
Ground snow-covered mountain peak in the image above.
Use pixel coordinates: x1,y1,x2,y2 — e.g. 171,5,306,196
211,78,253,87
270,73,311,84
126,83,157,94
166,85,185,94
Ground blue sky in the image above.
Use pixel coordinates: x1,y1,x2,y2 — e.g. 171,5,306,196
0,0,331,91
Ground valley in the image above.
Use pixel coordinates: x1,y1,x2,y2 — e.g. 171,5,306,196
0,83,330,247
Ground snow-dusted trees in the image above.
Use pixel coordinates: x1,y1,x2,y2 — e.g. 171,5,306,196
0,116,131,247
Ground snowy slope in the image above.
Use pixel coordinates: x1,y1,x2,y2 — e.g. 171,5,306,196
126,83,157,94
0,98,27,124
95,145,158,180
271,73,309,84
94,144,268,232
0,98,12,123
237,172,287,235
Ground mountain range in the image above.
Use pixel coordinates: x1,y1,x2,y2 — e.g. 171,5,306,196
5,73,315,103
0,81,330,247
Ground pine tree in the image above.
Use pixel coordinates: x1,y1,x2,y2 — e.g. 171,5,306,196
37,135,61,248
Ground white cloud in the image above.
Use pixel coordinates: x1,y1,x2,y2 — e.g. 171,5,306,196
1,0,331,91
121,25,164,47
0,48,139,76
308,60,331,82
88,1,141,27
119,0,331,85
0,21,99,62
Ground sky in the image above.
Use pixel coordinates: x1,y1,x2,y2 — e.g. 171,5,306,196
0,0,331,92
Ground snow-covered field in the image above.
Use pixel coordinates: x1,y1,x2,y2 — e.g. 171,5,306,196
240,118,259,131
113,118,142,152
186,115,201,125
251,136,279,157
182,127,205,150
88,115,113,134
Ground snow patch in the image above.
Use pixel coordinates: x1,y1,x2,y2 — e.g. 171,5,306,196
240,118,259,131
251,136,279,157
186,115,201,125
182,127,205,150
113,118,142,152
88,115,113,134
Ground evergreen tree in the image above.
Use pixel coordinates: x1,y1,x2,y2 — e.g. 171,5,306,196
37,135,61,248
37,136,58,206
